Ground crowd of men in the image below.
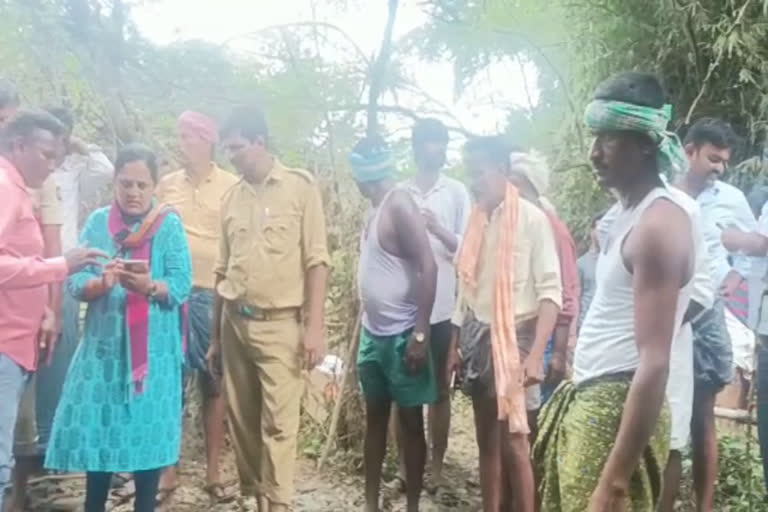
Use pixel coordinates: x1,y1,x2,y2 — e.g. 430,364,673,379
3,67,768,512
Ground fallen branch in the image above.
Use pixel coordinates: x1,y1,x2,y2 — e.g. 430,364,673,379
317,312,362,470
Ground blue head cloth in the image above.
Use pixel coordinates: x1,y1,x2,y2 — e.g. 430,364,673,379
348,145,396,183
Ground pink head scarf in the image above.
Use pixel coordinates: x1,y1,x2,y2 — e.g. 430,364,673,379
178,110,218,144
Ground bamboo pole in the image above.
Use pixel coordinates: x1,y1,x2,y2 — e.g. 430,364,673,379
317,313,362,470
714,406,757,425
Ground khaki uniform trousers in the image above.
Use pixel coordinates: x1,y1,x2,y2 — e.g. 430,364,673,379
221,303,304,506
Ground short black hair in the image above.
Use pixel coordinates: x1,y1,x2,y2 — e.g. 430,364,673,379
683,117,737,150
463,135,515,167
412,118,448,147
0,78,20,109
220,106,268,143
115,143,158,183
0,110,65,150
593,72,665,108
44,106,75,133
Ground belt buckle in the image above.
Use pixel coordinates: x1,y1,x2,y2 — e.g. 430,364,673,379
238,304,267,321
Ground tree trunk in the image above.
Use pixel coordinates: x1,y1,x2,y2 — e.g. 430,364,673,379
366,0,399,137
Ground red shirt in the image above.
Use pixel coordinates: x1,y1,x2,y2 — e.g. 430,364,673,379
0,157,68,371
545,211,580,327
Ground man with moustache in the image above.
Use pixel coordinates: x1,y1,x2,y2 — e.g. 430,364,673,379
395,119,470,493
534,72,695,511
676,117,754,512
155,111,238,504
0,110,105,510
212,107,330,512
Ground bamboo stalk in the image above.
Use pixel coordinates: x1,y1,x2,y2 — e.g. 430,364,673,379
317,313,362,470
714,406,756,425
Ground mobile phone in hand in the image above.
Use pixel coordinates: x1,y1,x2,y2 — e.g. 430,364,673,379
120,259,149,273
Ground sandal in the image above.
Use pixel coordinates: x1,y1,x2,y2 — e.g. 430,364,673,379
204,482,236,504
155,485,178,506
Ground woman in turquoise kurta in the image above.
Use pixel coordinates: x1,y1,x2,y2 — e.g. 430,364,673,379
45,144,192,512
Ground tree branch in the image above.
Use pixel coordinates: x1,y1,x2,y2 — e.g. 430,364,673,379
685,0,754,124
327,103,479,138
222,22,371,68
367,0,399,137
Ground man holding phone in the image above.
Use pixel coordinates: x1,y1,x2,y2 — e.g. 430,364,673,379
155,111,238,503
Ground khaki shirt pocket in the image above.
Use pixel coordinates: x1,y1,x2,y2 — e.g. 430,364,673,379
263,213,300,254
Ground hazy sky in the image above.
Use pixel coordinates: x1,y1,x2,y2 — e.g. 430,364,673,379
133,0,535,135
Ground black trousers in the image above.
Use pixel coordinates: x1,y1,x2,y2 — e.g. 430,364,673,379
85,469,162,512
758,341,768,495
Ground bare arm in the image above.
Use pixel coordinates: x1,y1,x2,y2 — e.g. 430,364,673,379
304,264,329,339
722,228,768,257
392,190,437,335
597,200,691,496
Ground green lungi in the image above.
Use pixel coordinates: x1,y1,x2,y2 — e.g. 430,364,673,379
533,376,670,512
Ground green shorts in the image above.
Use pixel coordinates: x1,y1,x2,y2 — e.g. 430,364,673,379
357,326,438,408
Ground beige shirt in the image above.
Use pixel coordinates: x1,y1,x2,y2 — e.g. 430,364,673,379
452,197,562,326
214,159,330,309
156,164,239,289
29,176,63,226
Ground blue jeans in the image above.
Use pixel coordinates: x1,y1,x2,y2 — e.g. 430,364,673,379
0,354,28,509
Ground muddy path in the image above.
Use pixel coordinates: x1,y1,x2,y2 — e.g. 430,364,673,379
24,397,482,511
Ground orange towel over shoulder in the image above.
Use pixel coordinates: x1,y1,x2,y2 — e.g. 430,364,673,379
456,183,528,434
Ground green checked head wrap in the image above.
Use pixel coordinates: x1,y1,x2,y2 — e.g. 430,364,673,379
585,99,688,179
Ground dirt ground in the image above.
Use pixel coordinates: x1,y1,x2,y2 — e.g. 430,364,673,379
23,396,482,511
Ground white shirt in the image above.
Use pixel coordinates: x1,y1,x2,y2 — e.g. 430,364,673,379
52,146,113,252
697,180,756,287
404,174,471,324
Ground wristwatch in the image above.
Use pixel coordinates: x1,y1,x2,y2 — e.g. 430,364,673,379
147,282,158,299
413,331,426,344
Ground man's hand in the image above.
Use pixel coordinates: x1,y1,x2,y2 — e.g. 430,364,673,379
206,338,222,382
422,209,440,234
68,136,89,156
404,331,430,375
302,325,325,370
589,480,628,512
545,351,566,387
118,268,153,296
522,351,545,387
64,247,108,274
445,345,461,390
38,307,57,366
719,270,743,298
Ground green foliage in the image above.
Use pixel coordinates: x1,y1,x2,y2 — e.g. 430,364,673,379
715,433,765,510
415,0,768,242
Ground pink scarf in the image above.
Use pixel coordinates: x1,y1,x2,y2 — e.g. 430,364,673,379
108,201,175,394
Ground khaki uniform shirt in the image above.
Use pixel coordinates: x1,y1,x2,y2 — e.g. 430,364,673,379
214,159,330,309
156,164,239,290
29,176,63,226
452,197,562,327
